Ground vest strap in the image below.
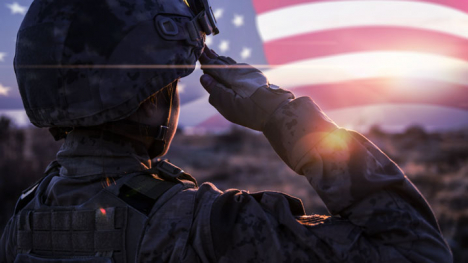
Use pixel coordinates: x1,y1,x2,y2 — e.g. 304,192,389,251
118,174,176,214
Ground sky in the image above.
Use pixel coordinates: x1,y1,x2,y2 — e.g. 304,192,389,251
0,0,467,132
0,1,32,109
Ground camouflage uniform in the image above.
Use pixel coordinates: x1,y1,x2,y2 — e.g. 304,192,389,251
0,96,453,262
1,0,452,262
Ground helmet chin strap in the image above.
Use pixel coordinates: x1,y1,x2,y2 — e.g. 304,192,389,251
145,79,179,158
163,80,176,145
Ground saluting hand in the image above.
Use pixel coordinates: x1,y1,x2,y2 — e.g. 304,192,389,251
199,47,295,131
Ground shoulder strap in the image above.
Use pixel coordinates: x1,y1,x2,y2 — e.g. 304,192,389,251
118,159,197,215
118,174,177,215
14,160,61,214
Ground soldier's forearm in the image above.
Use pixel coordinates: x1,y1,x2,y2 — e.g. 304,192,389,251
263,96,339,174
265,96,417,212
263,97,452,261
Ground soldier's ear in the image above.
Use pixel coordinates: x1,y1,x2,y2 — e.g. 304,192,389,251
141,100,158,118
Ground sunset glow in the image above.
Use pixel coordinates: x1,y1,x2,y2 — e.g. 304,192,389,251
263,51,468,88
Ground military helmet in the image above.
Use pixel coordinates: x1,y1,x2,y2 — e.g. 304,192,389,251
15,0,218,128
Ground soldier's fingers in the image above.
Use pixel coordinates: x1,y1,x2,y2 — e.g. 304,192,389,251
199,47,219,65
200,74,217,94
204,47,219,59
208,48,219,58
199,52,211,65
207,80,239,119
200,60,231,81
222,56,237,64
207,83,261,130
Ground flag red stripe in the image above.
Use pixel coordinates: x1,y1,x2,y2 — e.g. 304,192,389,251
291,78,468,110
253,0,468,15
263,26,468,65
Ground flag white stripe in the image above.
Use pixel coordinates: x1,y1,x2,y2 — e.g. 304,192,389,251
263,51,468,88
180,51,468,126
257,1,468,42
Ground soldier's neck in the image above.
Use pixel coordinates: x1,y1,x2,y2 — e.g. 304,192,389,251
56,127,152,177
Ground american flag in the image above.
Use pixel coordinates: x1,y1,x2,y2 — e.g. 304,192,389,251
179,0,468,132
1,0,467,131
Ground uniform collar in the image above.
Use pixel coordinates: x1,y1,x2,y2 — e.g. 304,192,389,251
56,128,152,177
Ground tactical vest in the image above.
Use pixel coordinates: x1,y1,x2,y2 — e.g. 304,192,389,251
12,160,197,263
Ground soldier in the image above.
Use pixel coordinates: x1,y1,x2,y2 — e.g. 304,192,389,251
1,0,452,262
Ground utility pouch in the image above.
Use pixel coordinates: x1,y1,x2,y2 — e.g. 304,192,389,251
16,207,128,263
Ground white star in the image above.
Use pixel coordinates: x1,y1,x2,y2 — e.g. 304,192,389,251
0,83,11,96
178,83,186,94
6,2,27,15
218,40,229,53
213,8,224,19
205,35,213,46
240,47,252,60
0,53,6,62
232,14,244,27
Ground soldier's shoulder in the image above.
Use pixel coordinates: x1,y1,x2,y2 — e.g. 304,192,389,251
159,181,224,207
14,161,61,214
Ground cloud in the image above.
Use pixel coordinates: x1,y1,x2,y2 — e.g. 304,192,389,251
0,52,6,62
0,84,11,96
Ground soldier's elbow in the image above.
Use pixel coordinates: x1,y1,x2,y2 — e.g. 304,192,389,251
407,237,453,263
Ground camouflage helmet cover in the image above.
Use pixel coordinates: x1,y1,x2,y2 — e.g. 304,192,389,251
15,0,207,127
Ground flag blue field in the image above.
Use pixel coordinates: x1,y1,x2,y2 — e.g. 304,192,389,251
1,0,467,131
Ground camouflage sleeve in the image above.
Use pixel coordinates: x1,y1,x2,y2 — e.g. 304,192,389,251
207,97,452,262
0,216,17,262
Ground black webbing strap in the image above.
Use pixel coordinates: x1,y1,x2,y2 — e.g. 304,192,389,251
17,207,127,255
124,174,175,200
118,159,198,214
118,174,177,215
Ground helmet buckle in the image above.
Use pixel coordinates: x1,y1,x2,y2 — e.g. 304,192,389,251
154,125,168,141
